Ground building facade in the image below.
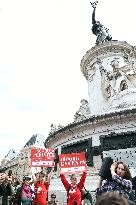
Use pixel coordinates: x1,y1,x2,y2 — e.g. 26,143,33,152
0,134,44,179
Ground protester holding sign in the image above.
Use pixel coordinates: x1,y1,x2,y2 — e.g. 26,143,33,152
60,171,86,205
59,152,87,205
33,169,53,205
30,147,55,205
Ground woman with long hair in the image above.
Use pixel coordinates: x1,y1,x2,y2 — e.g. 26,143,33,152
96,162,132,199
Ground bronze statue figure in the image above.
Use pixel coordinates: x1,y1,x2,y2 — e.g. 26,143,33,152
90,1,112,45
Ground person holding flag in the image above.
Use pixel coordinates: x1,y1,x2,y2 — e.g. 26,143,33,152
30,147,55,205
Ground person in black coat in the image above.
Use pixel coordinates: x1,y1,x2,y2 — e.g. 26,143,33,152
131,176,136,202
82,187,92,205
0,170,13,205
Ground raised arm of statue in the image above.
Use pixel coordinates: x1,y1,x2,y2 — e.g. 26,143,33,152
92,7,96,25
91,1,101,36
90,1,98,24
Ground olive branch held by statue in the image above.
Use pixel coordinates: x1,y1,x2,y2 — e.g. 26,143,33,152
90,1,98,9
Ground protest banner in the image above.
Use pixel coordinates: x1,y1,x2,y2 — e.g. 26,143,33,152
31,148,55,167
59,152,87,174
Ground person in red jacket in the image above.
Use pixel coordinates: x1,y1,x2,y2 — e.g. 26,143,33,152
60,171,86,205
33,171,52,205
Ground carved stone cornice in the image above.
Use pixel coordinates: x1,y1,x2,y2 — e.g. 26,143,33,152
80,41,136,79
45,108,136,148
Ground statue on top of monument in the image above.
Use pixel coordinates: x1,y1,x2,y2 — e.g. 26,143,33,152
90,1,112,45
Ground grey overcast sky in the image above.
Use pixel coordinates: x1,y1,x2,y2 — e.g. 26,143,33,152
0,0,136,161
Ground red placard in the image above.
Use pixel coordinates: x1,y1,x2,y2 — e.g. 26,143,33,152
31,148,55,167
59,152,87,174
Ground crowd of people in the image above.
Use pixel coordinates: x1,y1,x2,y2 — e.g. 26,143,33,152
0,161,136,205
0,170,56,205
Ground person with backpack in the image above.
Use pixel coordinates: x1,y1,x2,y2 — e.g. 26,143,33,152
60,171,86,205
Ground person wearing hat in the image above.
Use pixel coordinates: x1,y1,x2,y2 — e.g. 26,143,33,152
20,176,33,205
48,193,57,205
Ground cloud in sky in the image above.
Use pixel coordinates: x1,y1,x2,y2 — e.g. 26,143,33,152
0,0,136,159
